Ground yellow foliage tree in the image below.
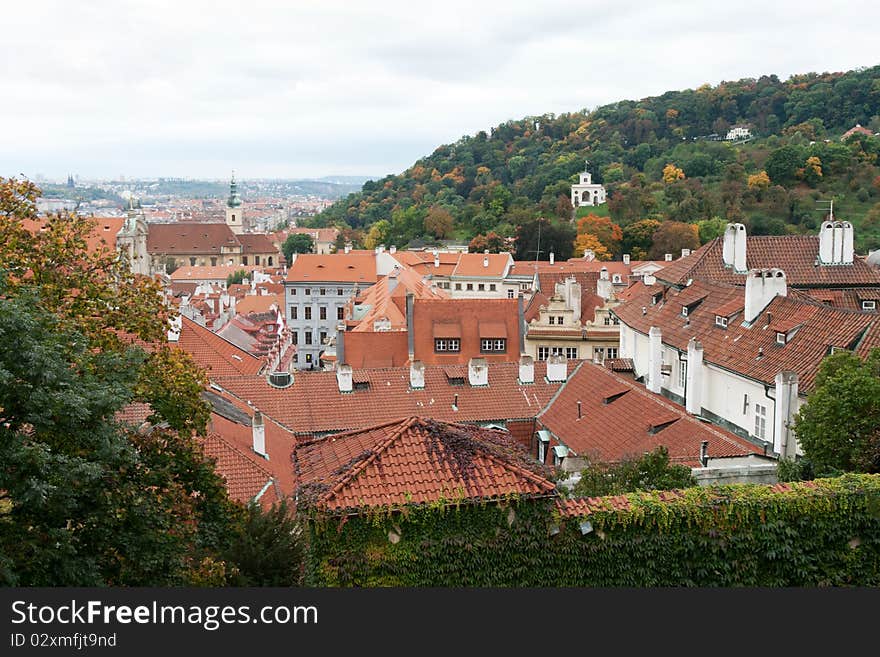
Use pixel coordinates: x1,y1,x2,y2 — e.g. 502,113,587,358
573,233,611,260
747,170,771,191
662,163,685,184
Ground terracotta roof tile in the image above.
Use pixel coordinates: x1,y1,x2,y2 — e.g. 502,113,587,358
654,235,880,288
537,362,762,467
147,222,239,255
201,433,278,508
286,253,378,283
176,316,265,377
294,417,556,512
237,233,279,255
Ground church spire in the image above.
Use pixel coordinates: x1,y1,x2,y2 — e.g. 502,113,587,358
227,170,242,208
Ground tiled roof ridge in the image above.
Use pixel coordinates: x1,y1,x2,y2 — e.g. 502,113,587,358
598,364,764,451
318,417,418,507
655,238,719,285
296,416,410,449
181,316,263,372
204,430,275,480
537,360,588,420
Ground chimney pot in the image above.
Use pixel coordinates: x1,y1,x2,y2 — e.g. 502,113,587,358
252,410,267,458
577,400,582,419
699,440,708,467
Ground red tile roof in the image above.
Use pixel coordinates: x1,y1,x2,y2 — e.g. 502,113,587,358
613,279,880,391
237,233,279,255
234,293,283,315
654,236,880,288
212,360,573,436
147,222,239,255
170,264,262,282
286,253,378,283
412,298,521,364
294,417,556,512
451,253,512,278
176,316,265,377
537,362,762,467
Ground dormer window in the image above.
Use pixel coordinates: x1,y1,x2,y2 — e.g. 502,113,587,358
612,274,622,283
652,292,662,305
863,300,877,311
776,332,787,345
715,315,728,328
681,306,689,317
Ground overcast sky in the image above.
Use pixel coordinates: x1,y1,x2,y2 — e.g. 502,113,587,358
1,0,876,182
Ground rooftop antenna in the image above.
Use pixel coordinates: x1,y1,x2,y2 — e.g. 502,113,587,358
816,199,834,221
529,218,544,269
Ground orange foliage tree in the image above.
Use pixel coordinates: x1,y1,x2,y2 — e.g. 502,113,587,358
573,233,611,260
575,214,622,257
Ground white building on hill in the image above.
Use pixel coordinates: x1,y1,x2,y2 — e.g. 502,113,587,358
570,161,606,208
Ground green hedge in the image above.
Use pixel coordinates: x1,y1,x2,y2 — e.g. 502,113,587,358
304,474,880,586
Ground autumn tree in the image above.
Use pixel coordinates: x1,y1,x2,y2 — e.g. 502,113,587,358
747,170,771,200
424,205,454,239
364,219,391,249
469,231,508,253
575,214,622,257
622,219,661,260
573,233,611,260
662,163,685,184
649,221,700,260
555,194,574,219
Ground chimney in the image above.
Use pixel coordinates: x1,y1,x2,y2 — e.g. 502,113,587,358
622,254,631,265
468,357,488,386
832,222,844,264
389,245,397,254
685,337,703,416
406,293,415,360
517,291,526,353
387,267,400,294
483,255,489,268
549,251,555,265
681,248,691,258
596,276,613,301
842,221,854,264
568,280,582,321
336,363,353,392
664,253,673,261
336,323,346,366
433,250,440,268
409,360,425,389
252,410,267,458
546,354,568,382
577,400,582,419
378,244,385,254
518,354,534,384
744,268,787,323
643,274,656,285
344,242,352,254
774,371,799,457
167,315,182,342
647,326,663,394
818,220,833,264
453,393,459,411
599,266,609,280
733,223,747,273
699,441,708,467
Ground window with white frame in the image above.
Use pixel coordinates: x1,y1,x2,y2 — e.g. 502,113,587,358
776,332,786,345
678,360,687,387
565,347,578,359
715,315,728,328
607,347,618,359
548,316,555,325
863,300,877,311
507,289,515,299
435,338,460,352
754,403,767,439
538,346,550,361
480,338,506,352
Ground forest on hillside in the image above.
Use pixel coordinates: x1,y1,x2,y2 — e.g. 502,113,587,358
310,65,880,259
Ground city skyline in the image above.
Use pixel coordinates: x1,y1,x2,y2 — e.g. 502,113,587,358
1,0,877,181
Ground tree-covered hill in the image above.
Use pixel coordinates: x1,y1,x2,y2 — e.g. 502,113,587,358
312,65,880,256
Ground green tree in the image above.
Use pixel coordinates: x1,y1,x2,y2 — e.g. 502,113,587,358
226,269,249,286
572,446,697,497
364,219,391,249
514,218,576,261
223,501,304,586
622,219,661,259
793,348,880,474
282,233,314,262
696,217,728,244
765,145,804,185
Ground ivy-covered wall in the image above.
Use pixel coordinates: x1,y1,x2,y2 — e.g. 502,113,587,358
304,474,880,586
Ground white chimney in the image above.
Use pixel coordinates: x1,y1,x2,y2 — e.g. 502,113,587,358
722,223,736,266
568,279,582,321
549,251,555,265
681,248,691,258
596,276,613,301
685,337,703,415
773,371,799,457
167,315,182,342
483,255,489,268
842,221,854,264
252,410,267,458
734,222,747,272
409,360,425,389
433,250,440,268
519,354,535,384
833,222,844,264
622,254,631,265
599,267,609,280
468,357,488,386
664,253,673,261
647,326,663,394
744,268,787,323
546,354,568,382
818,220,834,264
344,242,352,254
643,274,656,285
336,363,353,392
389,245,397,254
